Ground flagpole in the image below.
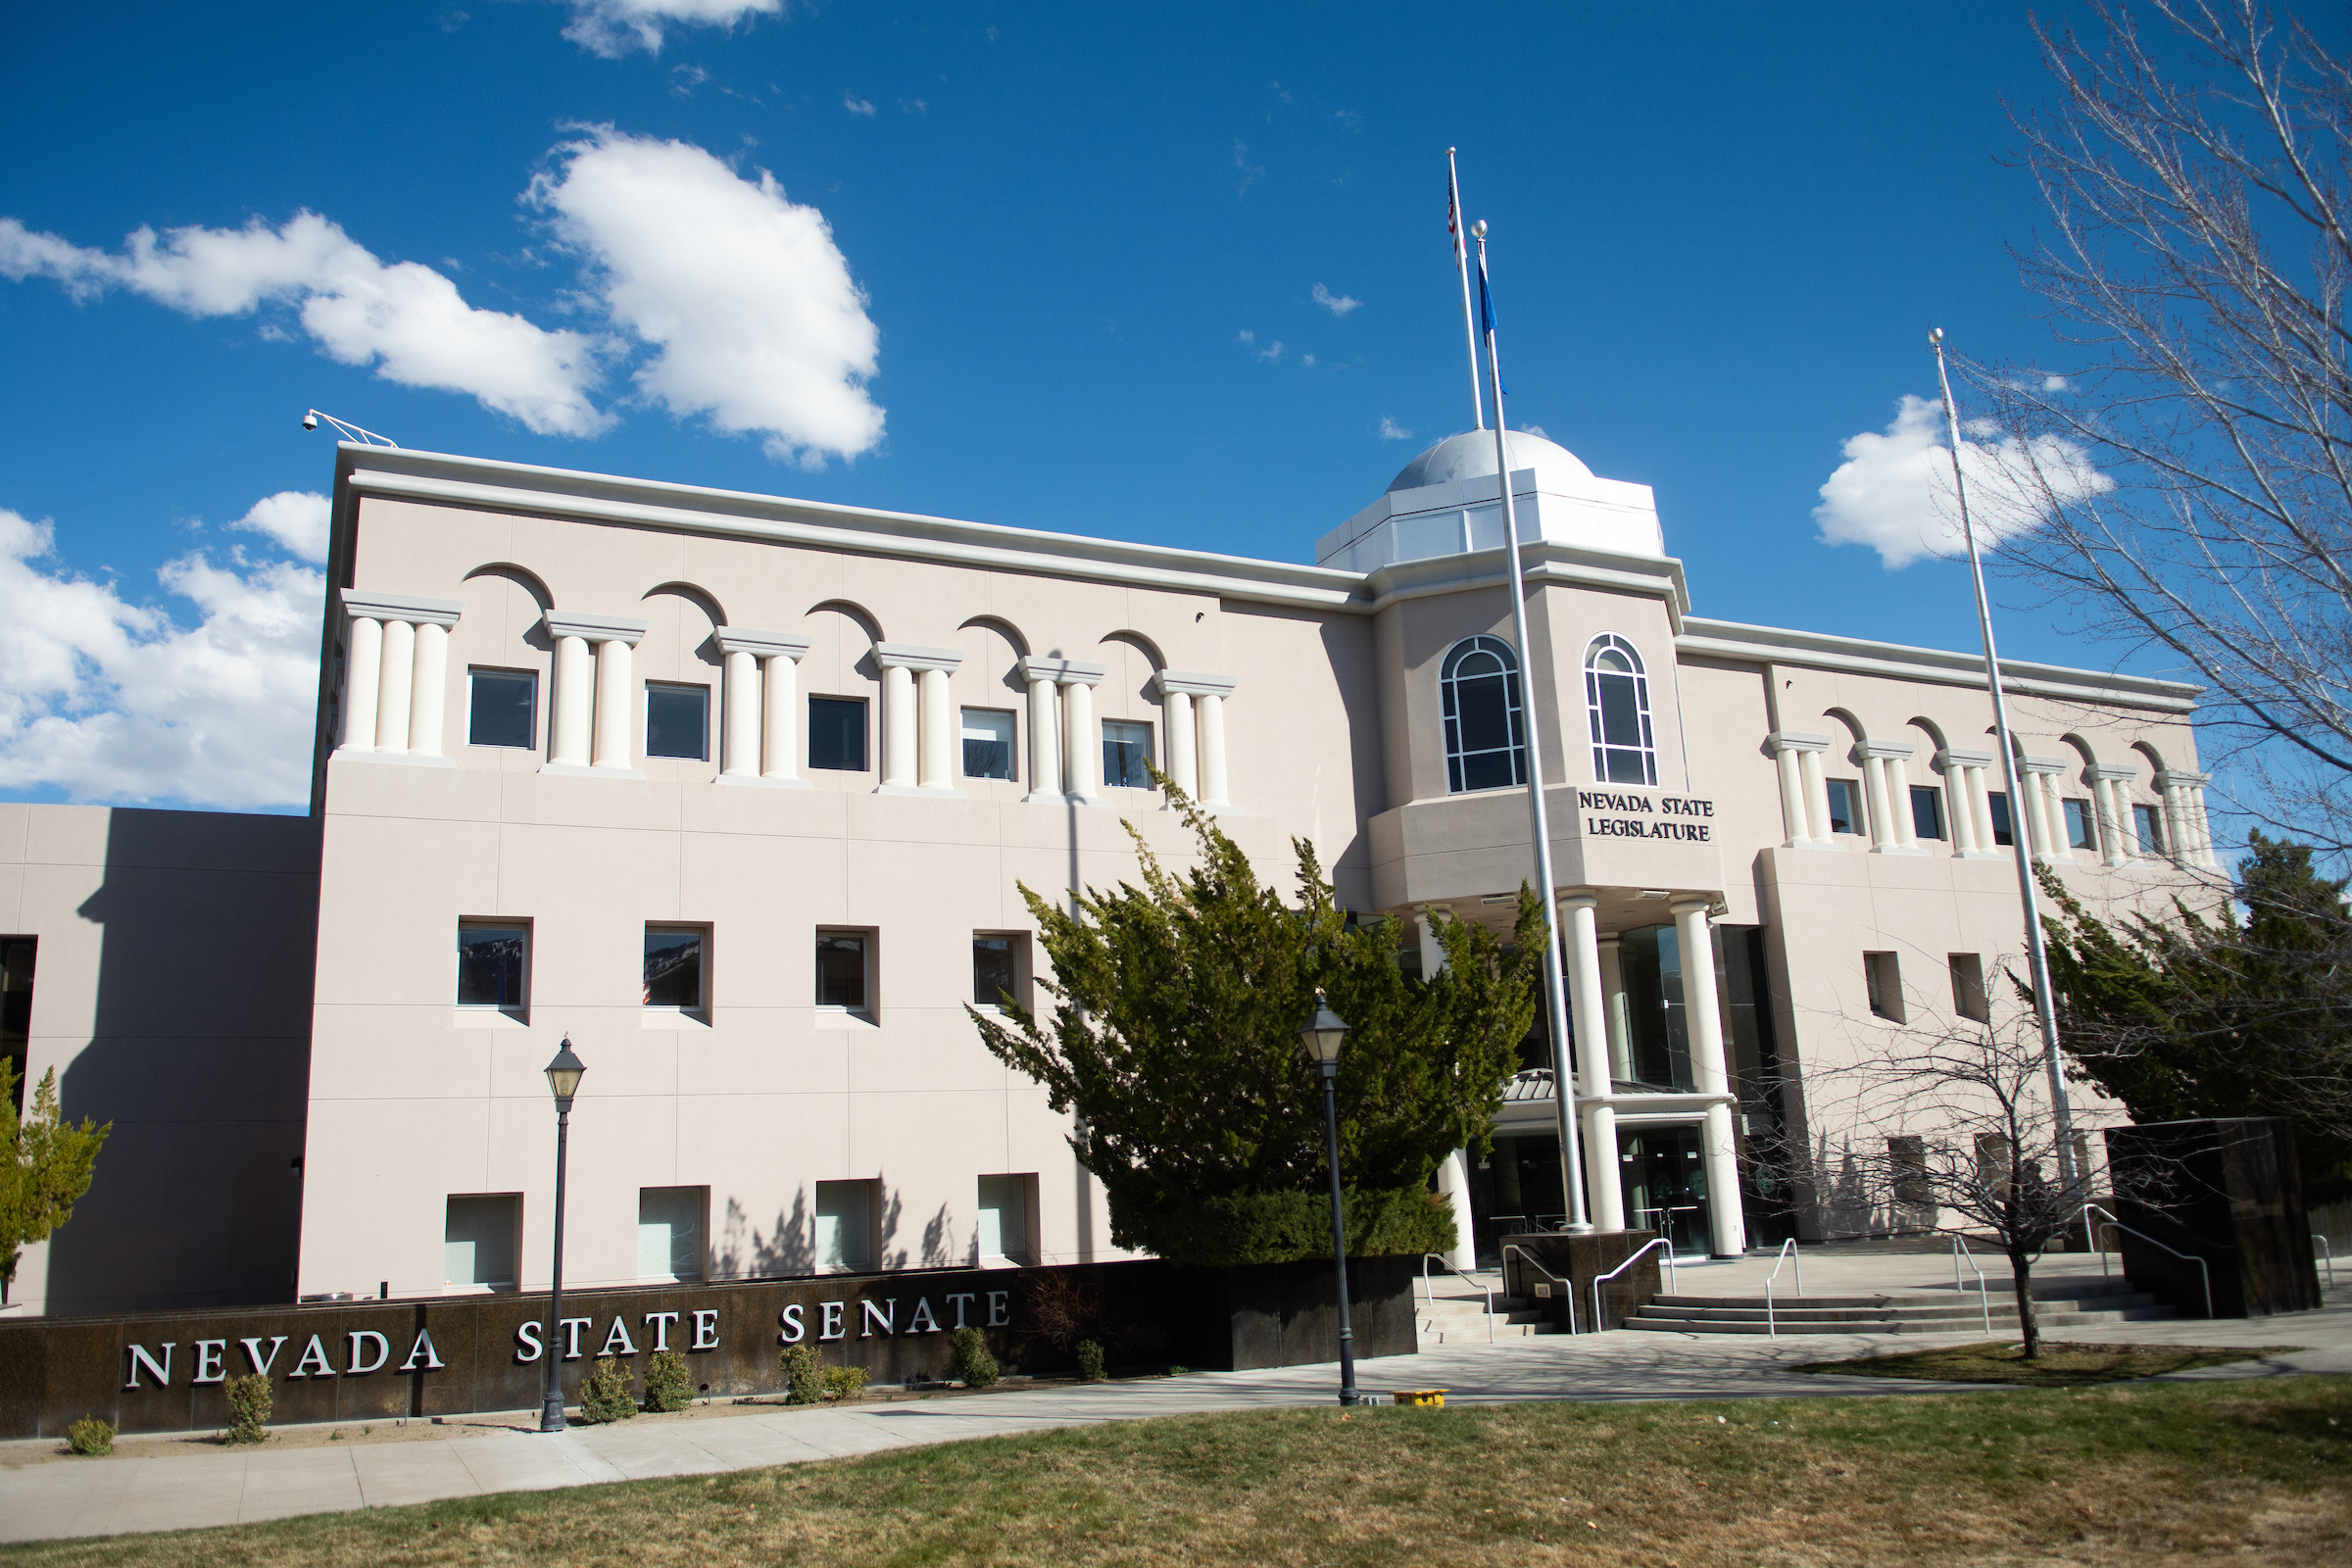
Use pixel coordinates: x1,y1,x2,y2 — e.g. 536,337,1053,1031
1446,149,1487,432
1928,327,2082,1200
1475,222,1591,1237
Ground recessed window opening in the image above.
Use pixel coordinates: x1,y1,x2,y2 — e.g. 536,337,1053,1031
815,930,869,1010
1863,952,1905,1022
444,1195,518,1289
1,937,33,1115
1103,720,1154,789
2133,803,2166,857
637,1187,706,1281
457,922,528,1010
961,708,1016,780
1948,954,1988,1023
467,667,537,750
1825,779,1863,836
1987,791,2015,846
1888,1137,1933,1211
644,926,705,1010
1909,785,1945,841
2064,798,2099,851
808,696,868,771
1584,635,1657,786
976,1174,1036,1265
972,934,1023,1008
1442,635,1527,793
813,1180,877,1273
645,682,710,760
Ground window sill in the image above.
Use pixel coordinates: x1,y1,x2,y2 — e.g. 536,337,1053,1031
814,1006,876,1030
643,1007,710,1029
453,1006,530,1030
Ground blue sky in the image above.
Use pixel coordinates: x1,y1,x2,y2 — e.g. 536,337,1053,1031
0,1,2288,809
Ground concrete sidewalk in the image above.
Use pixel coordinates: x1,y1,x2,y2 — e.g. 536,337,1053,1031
3,1285,2346,1546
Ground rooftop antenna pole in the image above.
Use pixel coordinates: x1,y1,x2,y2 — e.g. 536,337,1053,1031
1928,327,2081,1200
303,409,398,448
1447,150,1487,432
1476,220,1590,1236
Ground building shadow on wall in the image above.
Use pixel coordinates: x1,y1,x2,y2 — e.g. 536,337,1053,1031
44,809,320,1316
717,1191,814,1279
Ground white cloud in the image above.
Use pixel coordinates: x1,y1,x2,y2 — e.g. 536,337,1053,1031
528,129,884,467
0,213,610,436
1311,282,1359,317
1300,353,1316,368
228,492,331,564
561,0,782,59
1255,339,1284,362
843,93,876,117
0,505,323,808
1233,140,1264,197
1813,394,2113,568
1379,416,1411,441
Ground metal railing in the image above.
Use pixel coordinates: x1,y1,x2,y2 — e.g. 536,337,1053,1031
1590,1236,1677,1336
1419,1253,1495,1345
2085,1202,2214,1320
1762,1239,1804,1340
1950,1235,1993,1335
2316,1234,2336,1289
1501,1246,1580,1336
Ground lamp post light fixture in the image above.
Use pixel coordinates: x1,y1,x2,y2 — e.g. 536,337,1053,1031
1297,992,1359,1406
538,1037,586,1434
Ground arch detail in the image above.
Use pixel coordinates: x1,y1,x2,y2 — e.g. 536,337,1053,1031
462,562,555,612
807,598,884,646
958,615,1030,659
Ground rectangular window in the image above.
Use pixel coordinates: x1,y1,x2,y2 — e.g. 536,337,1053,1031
1825,778,1862,836
1909,785,1945,841
1103,720,1154,789
1975,1131,2012,1195
645,682,710,761
644,925,705,1009
457,922,528,1010
1,937,32,1115
1987,791,2015,846
961,708,1016,781
972,933,1023,1008
637,1186,706,1281
2064,798,2098,851
815,930,869,1010
1863,951,1905,1022
808,696,868,772
444,1194,518,1288
467,668,537,750
813,1179,876,1273
1948,954,1988,1023
1888,1136,1933,1209
2133,803,2166,856
975,1173,1036,1265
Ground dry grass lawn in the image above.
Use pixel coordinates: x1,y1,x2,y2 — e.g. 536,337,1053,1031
1797,1340,2309,1387
4,1376,2348,1566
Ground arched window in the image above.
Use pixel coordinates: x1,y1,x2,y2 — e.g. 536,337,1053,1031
1441,635,1527,793
1585,634,1657,786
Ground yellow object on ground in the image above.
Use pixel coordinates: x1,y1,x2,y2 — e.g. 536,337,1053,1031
1391,1390,1446,1407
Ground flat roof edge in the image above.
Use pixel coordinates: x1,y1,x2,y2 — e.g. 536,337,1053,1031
1680,616,2202,710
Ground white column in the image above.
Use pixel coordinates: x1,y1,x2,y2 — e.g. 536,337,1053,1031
2189,783,2217,867
2117,782,2143,857
1886,752,1916,848
1025,674,1061,804
2093,773,2131,866
1062,674,1102,801
1967,765,1998,852
1414,905,1446,977
406,620,449,758
2040,772,2073,860
1596,934,1634,1083
918,667,954,790
1942,760,1978,854
340,616,382,755
721,648,760,777
374,618,416,757
1437,1149,1477,1272
592,636,634,769
1560,894,1623,1234
1163,689,1199,804
1860,754,1895,851
550,635,591,767
1672,898,1747,1258
762,655,799,779
1798,748,1834,845
1196,691,1230,809
880,663,916,787
1774,745,1809,846
2017,764,2052,860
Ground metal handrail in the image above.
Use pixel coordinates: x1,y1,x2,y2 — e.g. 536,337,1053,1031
1420,1253,1496,1345
1501,1246,1580,1336
1589,1237,1676,1335
1950,1235,1992,1335
2085,1203,2214,1320
2315,1234,2336,1289
1762,1239,1803,1340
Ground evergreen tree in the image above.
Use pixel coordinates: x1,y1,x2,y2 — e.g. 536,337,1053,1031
2,1061,111,1301
969,788,1535,1265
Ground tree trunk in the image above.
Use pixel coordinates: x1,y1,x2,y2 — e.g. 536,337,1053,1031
2008,1250,2040,1359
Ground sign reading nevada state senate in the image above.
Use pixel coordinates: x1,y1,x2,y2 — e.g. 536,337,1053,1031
1578,791,1717,842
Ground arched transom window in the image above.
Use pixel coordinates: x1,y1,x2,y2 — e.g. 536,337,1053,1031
1441,635,1527,794
1585,634,1657,786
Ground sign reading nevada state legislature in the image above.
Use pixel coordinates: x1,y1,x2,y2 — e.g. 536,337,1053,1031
1579,791,1717,842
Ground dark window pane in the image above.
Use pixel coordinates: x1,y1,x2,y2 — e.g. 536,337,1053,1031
962,710,1014,780
1910,785,1945,841
1596,673,1643,750
1826,780,1859,835
1602,747,1649,785
645,929,703,1008
1988,792,2014,846
2133,803,2165,854
645,684,709,760
809,697,867,771
1454,674,1517,754
2064,798,2097,850
1,937,33,1114
1103,721,1153,789
458,925,526,1007
816,934,866,1008
1457,748,1520,792
972,937,1017,1005
468,669,536,749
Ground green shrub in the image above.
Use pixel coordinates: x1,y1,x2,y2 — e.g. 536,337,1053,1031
65,1415,114,1456
779,1344,826,1405
823,1365,868,1402
950,1326,1000,1389
579,1355,636,1423
1075,1340,1106,1382
223,1373,271,1446
1129,1185,1456,1268
643,1349,695,1412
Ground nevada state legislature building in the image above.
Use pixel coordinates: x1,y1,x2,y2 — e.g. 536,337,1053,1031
0,428,2217,1321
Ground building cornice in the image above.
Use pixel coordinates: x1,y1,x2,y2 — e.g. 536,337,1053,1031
340,589,465,627
1155,670,1238,698
713,628,812,661
1019,657,1106,686
874,643,964,673
1359,542,1692,629
542,612,648,646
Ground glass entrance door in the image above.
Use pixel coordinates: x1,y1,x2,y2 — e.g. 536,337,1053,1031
1619,1125,1711,1257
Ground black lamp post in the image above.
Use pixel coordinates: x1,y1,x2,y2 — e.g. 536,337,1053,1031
1298,992,1358,1406
538,1037,585,1434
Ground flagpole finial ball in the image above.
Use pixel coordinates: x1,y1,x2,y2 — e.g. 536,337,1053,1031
1929,326,1944,347
1471,220,1487,238
1446,145,1456,154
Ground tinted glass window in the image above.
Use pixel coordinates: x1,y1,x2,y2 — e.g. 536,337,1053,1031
809,697,867,771
468,669,536,749
815,933,867,1008
1826,779,1860,835
1910,785,1944,841
972,936,1017,1005
1988,792,2014,846
645,683,709,760
2133,803,2165,854
2064,798,2098,850
644,927,703,1008
1,937,32,1113
457,924,526,1007
1443,637,1526,793
962,709,1015,780
1103,721,1153,789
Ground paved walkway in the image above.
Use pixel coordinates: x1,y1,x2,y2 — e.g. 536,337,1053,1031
3,1280,2345,1546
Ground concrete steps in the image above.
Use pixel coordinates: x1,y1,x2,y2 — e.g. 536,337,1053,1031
1417,1293,1559,1345
1625,1278,2176,1336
